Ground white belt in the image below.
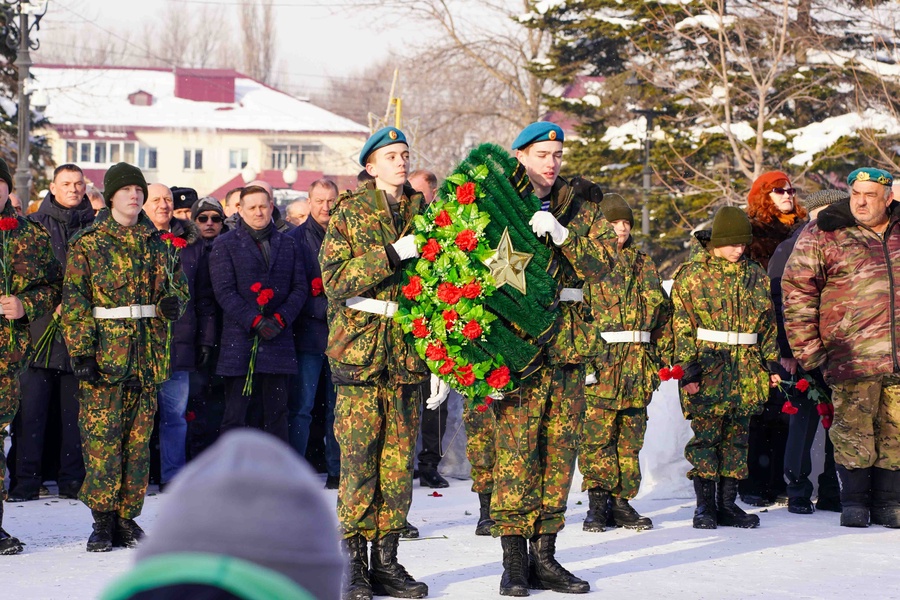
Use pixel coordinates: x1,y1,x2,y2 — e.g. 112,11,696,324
92,304,157,319
696,327,757,345
559,288,583,302
600,330,651,343
346,296,398,317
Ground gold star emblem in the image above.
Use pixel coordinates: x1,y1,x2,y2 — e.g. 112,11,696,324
484,227,533,294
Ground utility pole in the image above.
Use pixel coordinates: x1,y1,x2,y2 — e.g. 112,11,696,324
629,108,664,237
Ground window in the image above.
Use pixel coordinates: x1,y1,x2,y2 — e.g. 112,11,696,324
94,143,107,164
300,143,322,167
267,143,322,169
229,148,249,169
184,148,203,171
109,142,121,164
139,147,157,170
65,141,77,163
124,142,135,164
79,142,91,163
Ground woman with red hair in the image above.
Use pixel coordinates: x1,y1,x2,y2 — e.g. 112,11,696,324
741,170,807,507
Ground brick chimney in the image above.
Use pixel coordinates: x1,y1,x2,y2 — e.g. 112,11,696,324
174,68,236,103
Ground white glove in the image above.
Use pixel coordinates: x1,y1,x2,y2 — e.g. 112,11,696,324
391,235,419,260
529,211,569,245
426,374,451,410
585,372,597,385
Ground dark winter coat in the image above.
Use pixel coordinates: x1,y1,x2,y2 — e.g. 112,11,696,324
168,220,216,372
747,215,804,271
289,218,328,354
767,220,808,360
209,224,308,376
27,192,94,371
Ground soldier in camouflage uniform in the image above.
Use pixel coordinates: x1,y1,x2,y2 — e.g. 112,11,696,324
464,404,497,535
492,122,619,597
62,163,188,552
320,127,430,600
0,157,63,555
783,167,900,528
580,195,672,532
671,206,780,530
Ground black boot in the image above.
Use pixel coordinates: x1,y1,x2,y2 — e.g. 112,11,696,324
870,468,900,528
582,488,610,533
527,533,590,594
499,535,529,597
370,533,428,599
692,477,717,529
717,477,760,528
419,465,449,489
476,492,495,536
342,534,373,600
837,465,871,528
113,516,145,548
87,510,115,552
399,519,420,539
0,502,24,555
610,496,653,530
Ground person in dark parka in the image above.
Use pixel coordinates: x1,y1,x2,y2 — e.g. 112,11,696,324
209,186,307,442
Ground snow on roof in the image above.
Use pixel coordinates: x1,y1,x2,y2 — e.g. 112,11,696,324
31,65,368,135
787,109,900,166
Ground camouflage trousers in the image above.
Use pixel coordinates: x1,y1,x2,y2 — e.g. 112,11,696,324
0,372,20,501
78,380,156,518
464,404,496,494
580,405,647,499
334,380,422,541
830,376,900,470
491,364,585,538
685,413,751,481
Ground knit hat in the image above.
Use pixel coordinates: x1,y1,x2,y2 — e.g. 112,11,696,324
800,189,849,212
191,196,225,221
710,206,752,248
0,157,12,192
135,430,343,600
748,170,791,200
170,186,199,211
103,162,148,204
600,193,634,227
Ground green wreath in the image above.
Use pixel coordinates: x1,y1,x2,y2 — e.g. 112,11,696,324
394,143,559,410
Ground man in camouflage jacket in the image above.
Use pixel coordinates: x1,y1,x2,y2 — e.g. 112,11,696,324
320,127,430,600
580,195,672,533
62,162,187,553
671,207,779,530
0,157,63,555
782,167,900,528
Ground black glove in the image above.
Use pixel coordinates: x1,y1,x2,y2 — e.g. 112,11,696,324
766,360,791,379
197,345,213,369
253,316,284,341
72,356,99,383
679,361,702,388
569,176,604,204
158,296,181,321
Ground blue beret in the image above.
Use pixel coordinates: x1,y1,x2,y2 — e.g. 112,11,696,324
359,127,408,166
511,122,564,150
848,167,893,187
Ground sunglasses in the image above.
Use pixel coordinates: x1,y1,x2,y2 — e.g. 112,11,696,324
196,215,223,224
772,187,797,196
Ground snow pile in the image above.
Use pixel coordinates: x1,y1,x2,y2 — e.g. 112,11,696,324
787,109,900,166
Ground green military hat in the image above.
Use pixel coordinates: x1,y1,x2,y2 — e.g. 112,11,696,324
359,127,408,166
709,206,752,248
847,167,893,187
103,162,148,204
511,122,564,150
600,193,634,226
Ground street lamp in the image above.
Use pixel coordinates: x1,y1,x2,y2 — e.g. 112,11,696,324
625,72,664,237
282,161,298,189
240,164,257,184
2,0,49,210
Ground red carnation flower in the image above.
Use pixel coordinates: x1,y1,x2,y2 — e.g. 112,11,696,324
484,396,494,406
425,342,448,361
816,403,829,416
439,359,455,375
462,320,483,340
442,309,458,329
437,282,462,305
455,364,476,387
781,400,799,415
486,366,510,390
476,403,489,413
421,238,442,261
257,288,275,306
658,367,672,381
402,276,423,300
670,364,684,380
0,217,18,231
171,237,188,249
455,229,478,252
822,416,833,429
796,378,810,392
250,282,262,293
456,182,476,205
434,210,452,228
412,317,429,339
311,277,324,297
160,232,175,241
461,281,482,299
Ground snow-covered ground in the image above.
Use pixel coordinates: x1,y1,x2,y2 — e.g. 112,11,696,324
6,384,900,599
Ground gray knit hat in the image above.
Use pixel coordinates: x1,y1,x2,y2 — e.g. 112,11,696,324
135,430,343,600
191,196,225,221
801,189,849,212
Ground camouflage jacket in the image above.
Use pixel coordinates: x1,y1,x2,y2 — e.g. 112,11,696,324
0,202,63,375
539,176,620,366
782,200,900,384
62,209,188,386
320,181,428,385
670,231,778,418
585,238,673,409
